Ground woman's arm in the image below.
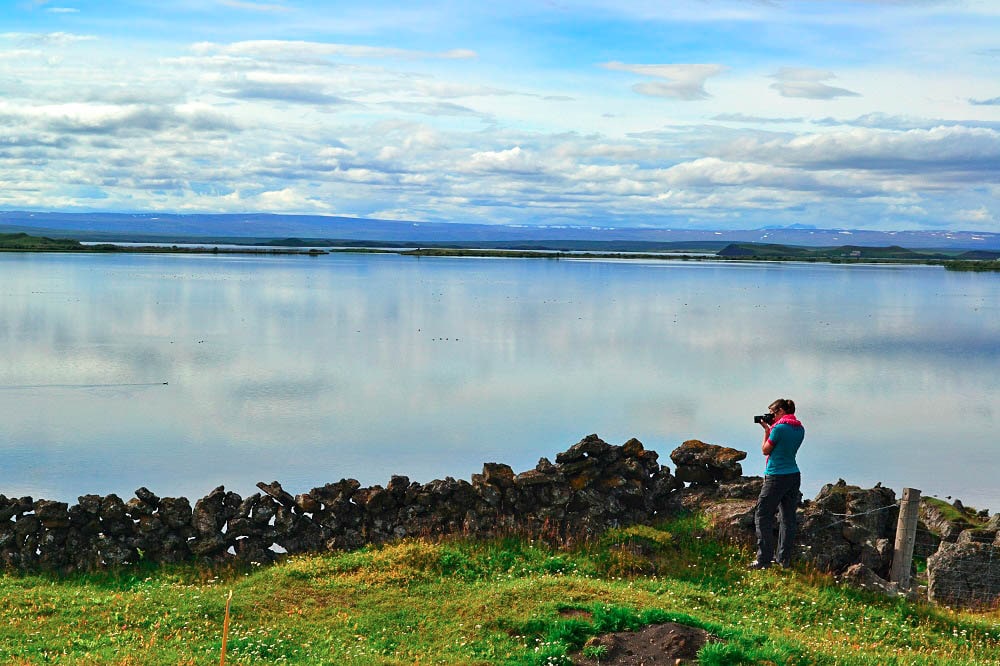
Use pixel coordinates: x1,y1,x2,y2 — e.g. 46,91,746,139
761,423,775,455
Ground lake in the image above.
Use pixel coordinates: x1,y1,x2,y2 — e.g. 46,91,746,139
1,252,997,510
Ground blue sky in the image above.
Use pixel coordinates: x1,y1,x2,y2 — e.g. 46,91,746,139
1,1,998,231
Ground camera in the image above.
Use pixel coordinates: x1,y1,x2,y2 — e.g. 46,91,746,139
754,413,775,425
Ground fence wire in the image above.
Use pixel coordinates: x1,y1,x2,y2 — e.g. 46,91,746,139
786,497,1000,608
801,501,899,535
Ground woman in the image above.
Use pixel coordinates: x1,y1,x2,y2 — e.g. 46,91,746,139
749,398,805,570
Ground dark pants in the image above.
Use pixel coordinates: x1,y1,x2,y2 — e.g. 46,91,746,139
755,472,801,566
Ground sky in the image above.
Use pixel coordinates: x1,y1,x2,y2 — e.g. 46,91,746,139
1,0,998,232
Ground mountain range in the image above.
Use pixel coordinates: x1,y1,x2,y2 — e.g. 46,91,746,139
1,211,998,251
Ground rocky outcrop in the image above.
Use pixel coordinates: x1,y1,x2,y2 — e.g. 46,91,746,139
680,477,762,547
920,498,976,544
703,478,1000,610
688,477,901,578
669,440,746,485
796,480,898,577
916,501,1000,608
0,434,681,572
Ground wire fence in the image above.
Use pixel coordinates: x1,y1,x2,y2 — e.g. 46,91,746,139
790,493,1000,609
800,501,899,536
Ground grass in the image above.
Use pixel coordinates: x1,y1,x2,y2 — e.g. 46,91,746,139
943,260,1000,272
0,514,998,664
924,497,984,526
0,232,84,251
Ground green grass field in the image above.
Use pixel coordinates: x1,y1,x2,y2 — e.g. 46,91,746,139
1,515,998,665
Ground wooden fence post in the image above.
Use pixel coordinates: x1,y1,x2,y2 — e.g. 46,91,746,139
890,487,921,590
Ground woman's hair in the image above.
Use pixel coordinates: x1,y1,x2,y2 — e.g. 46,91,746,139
769,398,796,414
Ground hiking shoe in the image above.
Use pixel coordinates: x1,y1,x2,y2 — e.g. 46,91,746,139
747,560,771,570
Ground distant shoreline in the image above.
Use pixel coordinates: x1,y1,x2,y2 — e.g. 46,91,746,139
393,247,1000,272
2,232,998,271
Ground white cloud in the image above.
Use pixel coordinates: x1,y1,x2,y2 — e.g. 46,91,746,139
718,126,1000,175
813,112,1000,131
255,187,332,212
953,207,994,224
770,67,860,100
0,3,997,232
218,0,291,12
465,146,541,174
0,49,47,62
0,101,237,135
0,32,96,46
385,101,491,120
191,40,477,62
713,113,804,124
602,62,725,100
660,157,818,189
886,204,927,217
217,76,355,106
408,81,519,99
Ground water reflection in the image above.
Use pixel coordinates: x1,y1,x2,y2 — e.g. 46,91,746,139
0,253,997,510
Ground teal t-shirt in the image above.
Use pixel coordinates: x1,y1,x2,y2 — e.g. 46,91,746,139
765,422,804,475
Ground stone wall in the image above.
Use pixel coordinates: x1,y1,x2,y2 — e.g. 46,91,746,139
0,435,681,572
3,434,997,610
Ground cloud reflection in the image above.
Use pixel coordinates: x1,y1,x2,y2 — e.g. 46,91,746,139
0,254,997,510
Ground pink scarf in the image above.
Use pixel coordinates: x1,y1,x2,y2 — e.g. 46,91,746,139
774,414,803,428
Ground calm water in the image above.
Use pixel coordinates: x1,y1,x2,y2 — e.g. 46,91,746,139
1,252,997,510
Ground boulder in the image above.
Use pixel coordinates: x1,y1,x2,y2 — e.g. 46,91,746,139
257,481,296,509
956,528,999,545
97,535,137,566
481,463,515,488
555,434,612,464
158,497,193,529
621,437,645,458
793,480,897,576
387,475,410,500
309,478,361,507
674,464,716,485
840,563,900,597
535,457,558,474
928,540,1000,608
669,440,745,485
192,487,229,535
670,439,745,465
34,500,70,529
295,493,321,514
126,497,155,517
134,487,160,508
515,469,557,487
353,486,396,513
99,495,134,537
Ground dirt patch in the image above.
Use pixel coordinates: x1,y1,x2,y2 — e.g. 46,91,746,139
570,622,717,665
559,608,595,620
